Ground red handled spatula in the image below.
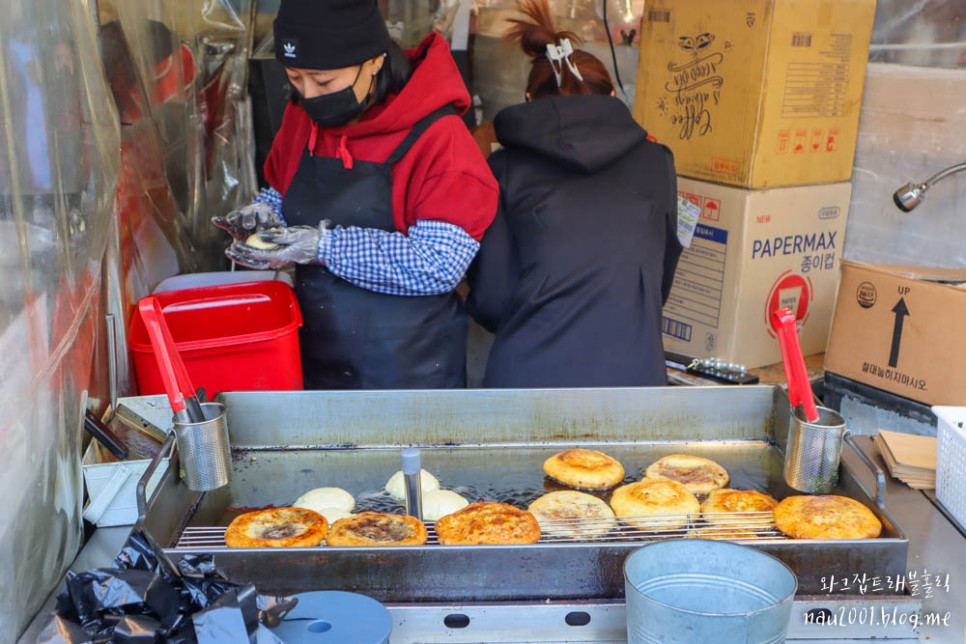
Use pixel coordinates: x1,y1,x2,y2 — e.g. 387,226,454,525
771,307,820,422
137,296,206,424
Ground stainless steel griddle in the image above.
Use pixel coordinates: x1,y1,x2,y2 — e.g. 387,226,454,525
128,386,924,641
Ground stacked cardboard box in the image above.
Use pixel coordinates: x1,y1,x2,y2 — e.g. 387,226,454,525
825,262,966,406
633,0,877,368
663,179,850,369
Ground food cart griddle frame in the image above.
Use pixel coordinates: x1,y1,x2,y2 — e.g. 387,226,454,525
131,386,908,600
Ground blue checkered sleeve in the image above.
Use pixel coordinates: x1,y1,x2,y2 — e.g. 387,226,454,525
252,187,286,225
319,220,480,296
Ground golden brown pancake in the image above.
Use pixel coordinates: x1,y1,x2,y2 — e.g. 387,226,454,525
774,495,882,540
700,489,778,527
435,502,541,545
543,448,625,490
610,479,700,530
224,507,328,548
644,454,730,495
325,512,428,546
528,490,617,538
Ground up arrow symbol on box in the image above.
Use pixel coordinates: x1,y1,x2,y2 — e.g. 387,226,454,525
888,298,910,368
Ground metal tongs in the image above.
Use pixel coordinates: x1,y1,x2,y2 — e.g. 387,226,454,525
137,297,205,424
771,307,819,422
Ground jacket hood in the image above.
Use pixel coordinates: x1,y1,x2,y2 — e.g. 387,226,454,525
334,32,469,137
493,95,646,173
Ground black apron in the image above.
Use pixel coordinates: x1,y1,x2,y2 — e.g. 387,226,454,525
282,106,467,390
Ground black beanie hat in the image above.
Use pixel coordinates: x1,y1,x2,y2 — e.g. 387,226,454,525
274,0,391,70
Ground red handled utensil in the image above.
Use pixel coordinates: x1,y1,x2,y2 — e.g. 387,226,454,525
771,307,820,422
137,296,206,423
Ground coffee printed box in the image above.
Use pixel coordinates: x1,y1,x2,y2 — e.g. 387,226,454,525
633,0,876,188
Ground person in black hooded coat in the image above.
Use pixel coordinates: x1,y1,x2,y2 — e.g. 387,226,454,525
466,0,682,388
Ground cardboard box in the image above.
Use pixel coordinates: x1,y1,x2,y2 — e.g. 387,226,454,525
633,0,876,188
661,178,851,369
825,262,966,406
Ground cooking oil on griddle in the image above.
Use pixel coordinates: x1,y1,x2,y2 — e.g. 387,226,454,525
209,442,788,527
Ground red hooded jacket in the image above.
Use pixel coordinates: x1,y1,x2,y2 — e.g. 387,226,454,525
264,33,497,241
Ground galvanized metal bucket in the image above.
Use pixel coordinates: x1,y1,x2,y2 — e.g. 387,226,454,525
173,401,231,491
624,539,797,644
783,405,847,494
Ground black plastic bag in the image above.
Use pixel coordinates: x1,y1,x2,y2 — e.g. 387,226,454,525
112,615,162,642
39,530,294,644
177,555,239,613
193,586,284,643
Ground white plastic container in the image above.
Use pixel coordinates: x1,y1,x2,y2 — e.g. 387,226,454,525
152,269,293,293
81,440,173,527
932,406,966,531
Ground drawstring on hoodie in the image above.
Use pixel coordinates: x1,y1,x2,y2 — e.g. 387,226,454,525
308,123,318,158
305,123,354,170
336,135,354,170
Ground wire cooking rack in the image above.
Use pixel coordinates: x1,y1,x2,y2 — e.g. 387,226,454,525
173,511,784,549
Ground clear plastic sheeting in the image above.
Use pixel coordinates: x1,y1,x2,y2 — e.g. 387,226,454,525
0,0,257,637
97,0,257,320
870,0,966,68
0,0,119,638
384,0,464,46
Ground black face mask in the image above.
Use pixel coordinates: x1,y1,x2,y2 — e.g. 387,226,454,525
297,65,372,128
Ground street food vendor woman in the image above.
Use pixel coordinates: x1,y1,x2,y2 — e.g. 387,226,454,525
465,0,681,388
218,0,498,390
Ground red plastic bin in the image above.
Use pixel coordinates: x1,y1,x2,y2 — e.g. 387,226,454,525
130,281,303,397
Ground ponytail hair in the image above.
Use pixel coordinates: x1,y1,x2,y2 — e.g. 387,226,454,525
504,0,614,100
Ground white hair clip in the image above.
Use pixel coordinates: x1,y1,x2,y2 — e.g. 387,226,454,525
545,37,584,86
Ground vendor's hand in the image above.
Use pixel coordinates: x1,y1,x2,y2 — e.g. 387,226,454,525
225,221,330,270
211,203,284,241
